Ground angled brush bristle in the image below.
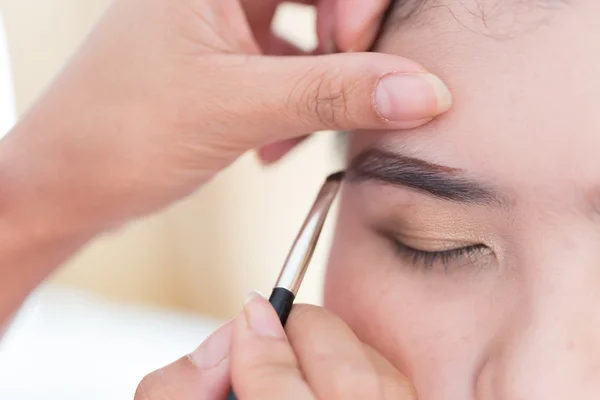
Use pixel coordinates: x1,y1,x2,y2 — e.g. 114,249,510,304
326,171,345,183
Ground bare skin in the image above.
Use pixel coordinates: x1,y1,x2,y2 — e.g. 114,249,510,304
328,0,600,398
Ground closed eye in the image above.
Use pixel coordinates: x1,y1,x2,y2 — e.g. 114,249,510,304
392,240,493,272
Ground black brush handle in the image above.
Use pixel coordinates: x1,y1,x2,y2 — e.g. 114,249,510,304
268,287,295,326
225,288,296,400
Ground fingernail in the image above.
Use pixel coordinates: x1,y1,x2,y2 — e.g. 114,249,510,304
190,320,233,370
243,291,285,338
374,73,452,122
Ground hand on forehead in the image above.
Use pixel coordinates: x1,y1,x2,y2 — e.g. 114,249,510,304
241,0,392,51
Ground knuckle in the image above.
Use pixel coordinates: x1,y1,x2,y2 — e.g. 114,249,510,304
287,304,333,329
242,358,302,383
292,65,356,129
134,371,170,400
134,373,157,400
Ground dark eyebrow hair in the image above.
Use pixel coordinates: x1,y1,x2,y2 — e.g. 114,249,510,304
347,148,504,205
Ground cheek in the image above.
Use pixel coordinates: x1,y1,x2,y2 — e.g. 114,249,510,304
324,195,511,398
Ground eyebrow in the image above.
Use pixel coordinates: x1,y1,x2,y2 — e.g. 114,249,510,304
347,148,503,205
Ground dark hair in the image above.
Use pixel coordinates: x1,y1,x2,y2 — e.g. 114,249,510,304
373,0,569,46
370,0,432,51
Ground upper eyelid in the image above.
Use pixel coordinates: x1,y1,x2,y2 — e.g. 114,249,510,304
388,231,479,250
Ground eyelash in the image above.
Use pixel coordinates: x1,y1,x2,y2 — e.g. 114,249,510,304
392,240,489,271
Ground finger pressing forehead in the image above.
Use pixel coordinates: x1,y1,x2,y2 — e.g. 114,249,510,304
333,0,392,51
242,0,392,52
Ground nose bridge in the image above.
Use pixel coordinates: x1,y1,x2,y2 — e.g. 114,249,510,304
484,248,600,399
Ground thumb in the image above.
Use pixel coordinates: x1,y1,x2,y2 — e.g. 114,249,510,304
208,52,452,148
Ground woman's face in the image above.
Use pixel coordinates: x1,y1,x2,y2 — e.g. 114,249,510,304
325,0,600,398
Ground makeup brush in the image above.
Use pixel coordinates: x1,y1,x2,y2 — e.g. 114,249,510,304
226,171,345,400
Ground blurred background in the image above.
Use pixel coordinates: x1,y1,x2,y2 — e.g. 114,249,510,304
0,2,343,398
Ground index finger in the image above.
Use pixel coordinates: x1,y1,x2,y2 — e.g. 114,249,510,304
329,0,393,52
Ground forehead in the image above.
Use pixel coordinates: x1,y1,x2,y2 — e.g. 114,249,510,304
365,0,600,202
